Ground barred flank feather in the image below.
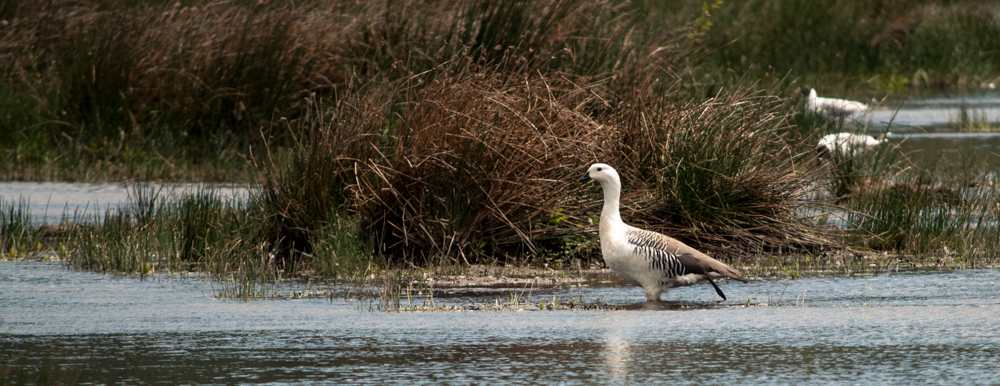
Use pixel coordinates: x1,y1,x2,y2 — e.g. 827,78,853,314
628,227,748,287
627,229,690,279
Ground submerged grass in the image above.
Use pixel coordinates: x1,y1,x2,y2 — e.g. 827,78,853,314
951,103,1000,132
0,353,80,386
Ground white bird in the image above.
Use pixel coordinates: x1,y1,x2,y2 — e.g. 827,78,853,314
800,87,869,119
816,132,890,159
579,163,748,302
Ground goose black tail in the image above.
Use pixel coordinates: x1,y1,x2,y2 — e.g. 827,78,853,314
706,276,727,301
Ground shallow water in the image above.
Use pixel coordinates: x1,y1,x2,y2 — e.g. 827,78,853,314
871,91,1000,128
867,91,1000,164
2,262,999,384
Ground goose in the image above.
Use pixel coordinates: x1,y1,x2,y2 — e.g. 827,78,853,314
816,132,890,159
800,87,869,119
580,163,748,302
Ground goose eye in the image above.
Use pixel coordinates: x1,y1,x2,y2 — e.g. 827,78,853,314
596,167,602,171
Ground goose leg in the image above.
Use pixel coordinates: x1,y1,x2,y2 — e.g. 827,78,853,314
644,286,664,302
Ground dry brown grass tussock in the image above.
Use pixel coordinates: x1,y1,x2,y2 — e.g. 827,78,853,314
359,64,612,264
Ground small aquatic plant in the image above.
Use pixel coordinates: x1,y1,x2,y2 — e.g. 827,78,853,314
64,184,286,298
213,249,280,299
952,103,999,133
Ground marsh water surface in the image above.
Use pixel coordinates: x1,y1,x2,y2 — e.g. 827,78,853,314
870,91,1000,164
2,262,999,384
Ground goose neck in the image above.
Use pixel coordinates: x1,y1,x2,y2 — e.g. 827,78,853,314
599,180,623,227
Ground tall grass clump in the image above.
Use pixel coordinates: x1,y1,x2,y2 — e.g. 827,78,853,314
311,216,375,279
842,157,999,261
1,0,311,180
0,197,40,257
262,61,841,267
67,185,274,281
252,0,693,265
253,85,396,262
357,62,612,264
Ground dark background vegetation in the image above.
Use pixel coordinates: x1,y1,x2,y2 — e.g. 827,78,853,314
2,0,999,277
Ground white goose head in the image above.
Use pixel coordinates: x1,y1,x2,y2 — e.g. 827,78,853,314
579,163,620,187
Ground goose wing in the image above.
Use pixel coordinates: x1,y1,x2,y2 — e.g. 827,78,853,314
625,227,748,283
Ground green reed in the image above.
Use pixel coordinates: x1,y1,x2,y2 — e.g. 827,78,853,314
63,184,281,298
0,197,40,258
835,147,1000,264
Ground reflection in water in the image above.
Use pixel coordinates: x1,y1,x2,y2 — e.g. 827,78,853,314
600,313,633,383
891,132,1000,167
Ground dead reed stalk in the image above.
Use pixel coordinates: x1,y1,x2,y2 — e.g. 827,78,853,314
358,64,612,264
